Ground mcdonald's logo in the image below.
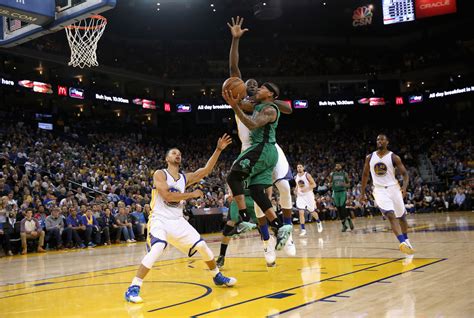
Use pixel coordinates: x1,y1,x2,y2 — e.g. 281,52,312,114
395,96,404,105
58,85,68,96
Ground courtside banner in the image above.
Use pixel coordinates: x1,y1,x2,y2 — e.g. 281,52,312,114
415,0,457,19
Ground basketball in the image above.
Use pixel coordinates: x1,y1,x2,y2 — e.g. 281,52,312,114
222,77,247,99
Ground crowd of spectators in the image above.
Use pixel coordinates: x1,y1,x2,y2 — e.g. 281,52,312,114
0,122,471,256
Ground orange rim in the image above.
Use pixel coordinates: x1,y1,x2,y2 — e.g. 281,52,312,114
65,15,107,30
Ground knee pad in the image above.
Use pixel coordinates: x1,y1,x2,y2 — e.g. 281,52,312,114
194,240,214,262
249,185,273,213
141,241,165,269
223,224,236,237
226,171,246,196
275,179,292,209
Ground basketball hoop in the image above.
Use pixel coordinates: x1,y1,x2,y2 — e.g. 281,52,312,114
65,15,107,68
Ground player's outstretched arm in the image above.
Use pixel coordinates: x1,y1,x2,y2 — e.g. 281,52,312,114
228,16,248,78
222,90,276,130
392,154,409,198
154,170,203,202
274,100,293,114
185,134,232,186
359,154,372,204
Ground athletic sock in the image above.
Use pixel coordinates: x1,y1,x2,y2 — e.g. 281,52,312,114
396,234,405,243
131,277,143,287
210,267,219,278
403,233,408,240
300,224,305,230
259,224,270,241
219,243,228,257
269,218,282,229
283,217,292,225
239,209,250,222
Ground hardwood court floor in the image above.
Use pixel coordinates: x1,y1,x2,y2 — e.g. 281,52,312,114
0,212,473,317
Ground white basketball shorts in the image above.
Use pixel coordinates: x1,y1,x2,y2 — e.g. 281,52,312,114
373,184,406,218
148,217,201,256
296,193,316,212
273,144,293,183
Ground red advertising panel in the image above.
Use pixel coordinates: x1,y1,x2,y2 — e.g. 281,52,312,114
415,0,456,18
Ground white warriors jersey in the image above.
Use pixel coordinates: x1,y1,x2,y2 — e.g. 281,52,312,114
295,172,314,197
369,151,398,187
150,169,187,220
236,115,252,152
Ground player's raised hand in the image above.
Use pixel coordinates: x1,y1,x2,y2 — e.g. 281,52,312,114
227,16,249,39
217,134,232,151
222,90,242,109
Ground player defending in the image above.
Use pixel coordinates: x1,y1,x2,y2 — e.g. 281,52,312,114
360,134,415,255
125,134,236,303
217,16,295,268
329,163,352,232
295,164,323,236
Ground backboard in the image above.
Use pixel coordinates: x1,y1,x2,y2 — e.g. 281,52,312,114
0,0,116,48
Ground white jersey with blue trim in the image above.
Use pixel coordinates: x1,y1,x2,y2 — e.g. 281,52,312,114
236,115,252,152
369,151,398,187
295,172,314,198
150,169,187,220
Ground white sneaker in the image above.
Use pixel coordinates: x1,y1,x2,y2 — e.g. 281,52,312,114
130,239,137,243
299,229,307,237
405,239,414,249
283,233,296,256
126,239,132,243
399,241,415,255
263,236,276,267
317,222,323,233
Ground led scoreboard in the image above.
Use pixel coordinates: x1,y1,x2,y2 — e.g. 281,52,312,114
383,0,415,25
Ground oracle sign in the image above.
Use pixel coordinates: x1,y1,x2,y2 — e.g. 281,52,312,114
415,0,457,18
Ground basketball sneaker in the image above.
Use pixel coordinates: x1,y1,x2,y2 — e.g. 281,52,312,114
216,255,225,269
399,241,415,255
283,233,296,256
348,219,354,230
317,222,323,233
299,229,307,237
405,239,414,249
276,224,293,250
125,285,143,303
213,272,237,287
235,221,257,236
264,236,276,266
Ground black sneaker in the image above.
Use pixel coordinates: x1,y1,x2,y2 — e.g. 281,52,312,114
216,255,225,269
348,218,354,230
342,222,348,232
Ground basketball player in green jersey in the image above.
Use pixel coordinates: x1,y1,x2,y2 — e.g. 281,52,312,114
329,163,352,232
223,84,293,252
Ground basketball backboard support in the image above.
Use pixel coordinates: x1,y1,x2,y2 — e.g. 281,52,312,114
0,0,116,48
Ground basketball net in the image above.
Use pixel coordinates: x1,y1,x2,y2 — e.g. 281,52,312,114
65,15,107,68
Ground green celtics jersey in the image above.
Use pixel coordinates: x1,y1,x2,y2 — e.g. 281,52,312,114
250,103,280,144
331,171,348,191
